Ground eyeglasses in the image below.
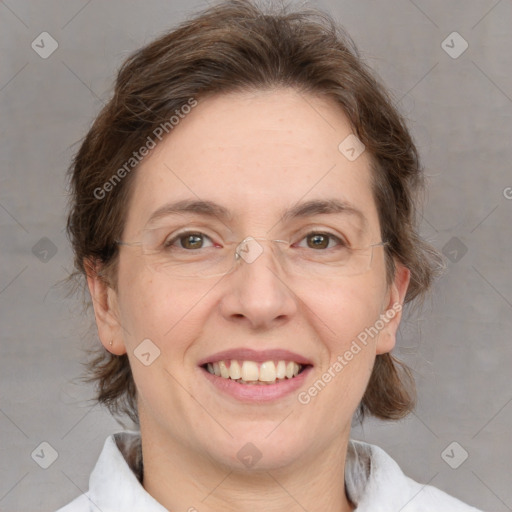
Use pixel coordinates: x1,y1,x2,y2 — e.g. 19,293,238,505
115,229,388,279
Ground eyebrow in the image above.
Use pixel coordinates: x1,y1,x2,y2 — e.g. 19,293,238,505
279,199,367,227
145,199,232,227
145,198,367,228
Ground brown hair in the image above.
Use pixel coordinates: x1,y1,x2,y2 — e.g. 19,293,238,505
67,0,443,425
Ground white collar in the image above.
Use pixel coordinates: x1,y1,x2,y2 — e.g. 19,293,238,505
64,431,479,512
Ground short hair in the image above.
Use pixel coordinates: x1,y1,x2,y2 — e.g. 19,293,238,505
66,0,443,425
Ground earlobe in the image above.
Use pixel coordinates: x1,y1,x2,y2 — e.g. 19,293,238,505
84,258,127,356
376,263,411,355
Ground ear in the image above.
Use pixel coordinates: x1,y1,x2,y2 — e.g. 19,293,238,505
375,262,410,355
84,258,127,355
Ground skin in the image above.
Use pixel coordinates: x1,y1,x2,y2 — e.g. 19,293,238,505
87,88,410,512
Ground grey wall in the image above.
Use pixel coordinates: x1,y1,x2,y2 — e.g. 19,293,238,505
1,1,511,511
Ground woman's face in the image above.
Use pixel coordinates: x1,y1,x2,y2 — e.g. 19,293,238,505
92,88,409,471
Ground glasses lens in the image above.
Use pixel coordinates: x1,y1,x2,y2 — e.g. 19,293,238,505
283,243,376,278
134,228,382,279
140,227,234,278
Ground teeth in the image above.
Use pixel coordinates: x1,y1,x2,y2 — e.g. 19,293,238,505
229,360,241,380
205,360,303,383
286,361,295,379
276,360,286,379
219,360,230,378
241,361,259,381
259,361,276,382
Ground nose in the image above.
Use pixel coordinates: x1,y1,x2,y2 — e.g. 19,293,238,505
218,238,298,330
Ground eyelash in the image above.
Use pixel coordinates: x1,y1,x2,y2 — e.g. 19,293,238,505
163,230,348,250
163,231,215,249
295,232,347,250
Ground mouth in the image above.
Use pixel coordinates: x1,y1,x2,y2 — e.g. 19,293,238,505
201,359,309,385
198,348,313,401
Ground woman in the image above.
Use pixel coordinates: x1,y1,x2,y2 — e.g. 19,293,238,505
59,1,482,510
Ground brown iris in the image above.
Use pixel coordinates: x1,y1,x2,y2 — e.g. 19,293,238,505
180,233,204,249
306,233,330,249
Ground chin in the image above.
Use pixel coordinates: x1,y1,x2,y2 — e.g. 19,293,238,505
200,426,312,473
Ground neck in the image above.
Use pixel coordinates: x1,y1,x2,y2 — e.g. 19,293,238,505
139,422,355,512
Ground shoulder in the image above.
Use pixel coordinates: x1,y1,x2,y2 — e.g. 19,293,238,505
55,432,166,512
347,440,482,512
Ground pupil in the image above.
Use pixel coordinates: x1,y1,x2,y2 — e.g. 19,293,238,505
308,234,328,249
182,234,203,249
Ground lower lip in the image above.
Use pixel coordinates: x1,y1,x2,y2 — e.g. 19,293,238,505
200,366,313,403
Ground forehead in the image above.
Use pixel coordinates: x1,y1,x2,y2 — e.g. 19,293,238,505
124,88,379,235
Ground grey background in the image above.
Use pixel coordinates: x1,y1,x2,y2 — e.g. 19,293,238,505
1,1,511,511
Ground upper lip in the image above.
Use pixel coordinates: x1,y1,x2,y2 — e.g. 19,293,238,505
198,348,313,367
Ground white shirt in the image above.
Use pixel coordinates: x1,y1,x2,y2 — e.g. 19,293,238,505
57,432,482,512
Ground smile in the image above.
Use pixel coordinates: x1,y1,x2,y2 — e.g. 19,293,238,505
203,359,304,384
198,348,313,401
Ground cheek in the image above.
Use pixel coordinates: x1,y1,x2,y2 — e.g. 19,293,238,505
116,262,209,351
116,272,211,408
293,278,385,434
297,275,387,396
299,274,386,347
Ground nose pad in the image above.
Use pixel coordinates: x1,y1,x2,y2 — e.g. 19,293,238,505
235,237,264,264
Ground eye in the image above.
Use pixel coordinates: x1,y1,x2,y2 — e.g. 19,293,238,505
165,232,215,250
298,232,346,250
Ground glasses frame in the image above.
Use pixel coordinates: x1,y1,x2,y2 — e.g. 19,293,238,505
114,236,389,278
